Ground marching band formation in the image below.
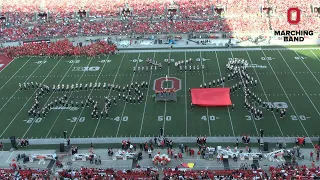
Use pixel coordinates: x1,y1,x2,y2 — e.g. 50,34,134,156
19,81,149,119
133,57,205,73
195,58,286,119
18,56,285,123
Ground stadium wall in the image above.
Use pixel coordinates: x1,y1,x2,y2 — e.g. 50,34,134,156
1,32,320,48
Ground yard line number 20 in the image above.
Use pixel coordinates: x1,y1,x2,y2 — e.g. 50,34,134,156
25,118,42,123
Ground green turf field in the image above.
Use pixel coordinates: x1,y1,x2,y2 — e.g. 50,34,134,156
0,48,320,139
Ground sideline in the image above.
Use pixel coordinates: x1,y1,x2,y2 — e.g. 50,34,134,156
0,136,315,145
118,47,320,53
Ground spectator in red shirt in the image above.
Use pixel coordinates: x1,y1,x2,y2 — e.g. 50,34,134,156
310,151,314,161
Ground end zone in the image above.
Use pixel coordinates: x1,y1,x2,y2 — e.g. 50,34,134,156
0,55,15,72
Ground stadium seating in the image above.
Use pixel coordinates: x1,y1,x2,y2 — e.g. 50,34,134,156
0,0,319,42
58,168,159,179
1,39,117,57
269,165,320,179
0,168,50,179
163,169,267,179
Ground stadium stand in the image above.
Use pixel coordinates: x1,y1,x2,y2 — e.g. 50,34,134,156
58,168,159,179
0,168,51,179
269,165,320,179
1,39,117,57
163,169,268,179
0,0,319,42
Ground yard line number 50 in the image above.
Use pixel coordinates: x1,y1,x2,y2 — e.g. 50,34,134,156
158,116,172,121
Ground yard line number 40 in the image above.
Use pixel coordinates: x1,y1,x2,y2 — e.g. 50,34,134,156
201,116,216,121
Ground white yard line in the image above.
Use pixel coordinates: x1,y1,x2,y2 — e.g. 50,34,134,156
294,50,320,86
245,51,284,136
115,53,140,137
138,52,156,137
92,53,126,137
0,57,32,91
199,51,212,136
0,58,40,113
22,57,75,138
0,57,59,138
278,50,320,116
311,50,320,63
69,55,110,137
230,52,259,136
184,52,188,136
261,50,313,146
45,57,95,138
161,52,171,136
215,51,235,136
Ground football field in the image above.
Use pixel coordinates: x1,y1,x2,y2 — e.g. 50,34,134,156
0,48,320,140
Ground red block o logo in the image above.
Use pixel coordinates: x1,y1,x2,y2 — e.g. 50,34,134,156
287,7,301,25
153,77,181,92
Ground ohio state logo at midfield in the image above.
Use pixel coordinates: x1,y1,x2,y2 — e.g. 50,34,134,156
153,77,181,91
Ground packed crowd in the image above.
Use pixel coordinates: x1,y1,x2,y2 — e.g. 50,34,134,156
58,168,159,179
2,17,319,43
0,0,319,42
269,164,320,179
0,168,51,179
163,169,268,179
1,39,117,57
4,166,320,179
2,0,317,19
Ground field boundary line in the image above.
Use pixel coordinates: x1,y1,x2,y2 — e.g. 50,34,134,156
22,57,75,138
138,52,156,137
70,55,110,136
1,136,315,144
118,47,320,53
0,57,32,91
0,57,60,138
215,52,235,136
92,53,126,137
261,50,314,147
115,53,140,137
278,50,320,116
245,51,284,136
45,57,95,138
184,52,188,136
199,51,212,136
